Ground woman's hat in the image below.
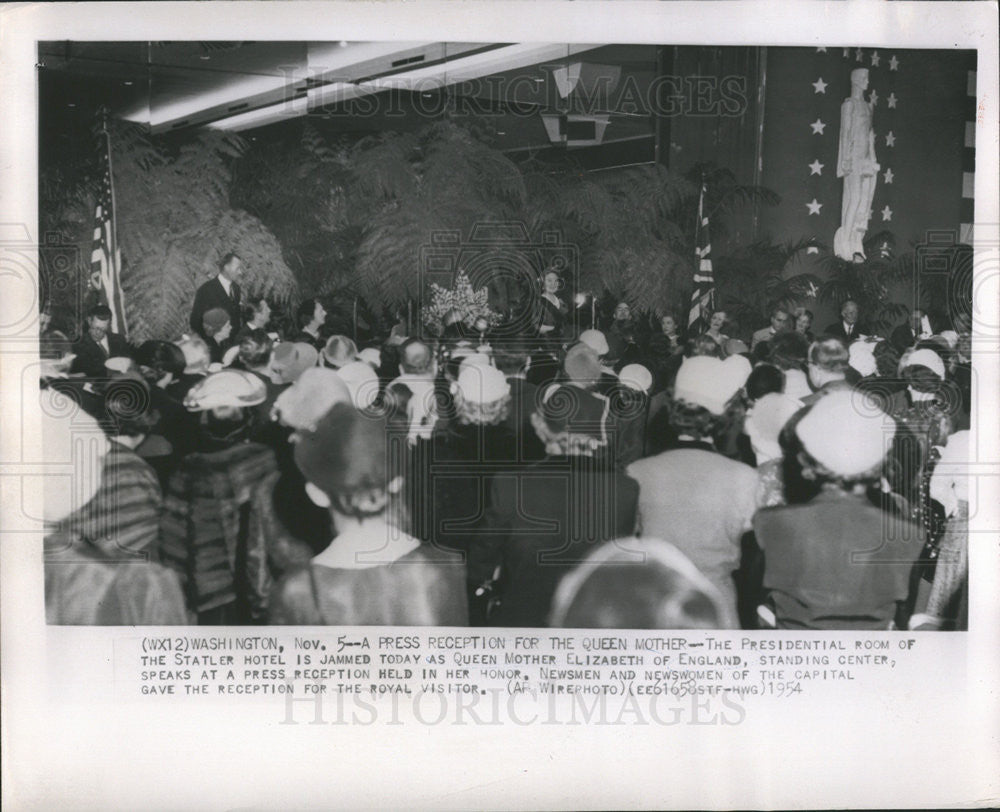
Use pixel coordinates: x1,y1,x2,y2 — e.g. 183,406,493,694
578,329,609,356
271,341,319,385
564,343,603,386
294,402,388,499
900,347,945,379
358,347,381,368
272,367,351,431
673,356,746,415
456,364,510,406
202,307,230,332
618,363,653,393
549,538,735,629
183,369,267,411
336,361,380,409
321,335,358,369
795,390,894,477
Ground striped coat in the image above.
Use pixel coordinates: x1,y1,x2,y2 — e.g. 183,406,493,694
160,441,277,616
59,442,162,560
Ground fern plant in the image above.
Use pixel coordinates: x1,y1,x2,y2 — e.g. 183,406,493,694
107,120,296,342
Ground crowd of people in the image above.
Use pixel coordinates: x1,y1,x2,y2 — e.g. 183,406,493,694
38,253,973,630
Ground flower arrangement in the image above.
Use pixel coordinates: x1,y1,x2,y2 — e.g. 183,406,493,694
421,271,501,335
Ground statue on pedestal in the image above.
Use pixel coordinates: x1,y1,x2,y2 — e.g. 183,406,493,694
834,68,880,262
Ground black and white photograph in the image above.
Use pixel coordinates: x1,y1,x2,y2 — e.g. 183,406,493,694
2,2,998,809
30,38,980,631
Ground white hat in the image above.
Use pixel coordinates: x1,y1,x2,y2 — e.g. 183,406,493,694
38,388,110,524
358,347,381,368
848,340,878,377
722,354,752,390
674,356,743,415
796,390,894,477
901,348,945,379
457,364,510,405
579,329,610,357
938,330,959,349
184,370,267,411
618,364,653,393
104,356,134,374
458,353,491,370
336,361,379,409
221,344,241,368
744,392,802,463
272,367,351,431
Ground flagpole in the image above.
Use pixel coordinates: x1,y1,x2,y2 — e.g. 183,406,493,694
101,111,128,339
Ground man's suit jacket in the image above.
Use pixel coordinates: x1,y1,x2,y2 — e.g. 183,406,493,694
190,277,241,338
71,332,131,377
823,320,868,345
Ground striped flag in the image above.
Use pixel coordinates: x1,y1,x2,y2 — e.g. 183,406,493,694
90,126,128,338
688,181,714,332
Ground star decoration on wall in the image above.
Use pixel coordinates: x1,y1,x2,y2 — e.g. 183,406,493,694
887,92,897,109
816,47,827,53
883,168,894,184
806,199,823,215
856,48,864,61
808,159,825,176
804,280,820,297
812,77,828,94
810,118,827,135
869,89,879,106
885,131,896,147
871,51,881,67
881,205,893,221
889,55,899,71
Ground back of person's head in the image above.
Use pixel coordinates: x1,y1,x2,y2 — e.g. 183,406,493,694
872,339,901,378
100,374,158,438
136,340,186,380
549,539,733,629
87,304,113,323
745,363,785,401
808,337,849,374
238,329,273,369
295,402,397,519
769,331,810,371
296,298,319,328
493,342,530,376
400,338,434,376
686,334,724,359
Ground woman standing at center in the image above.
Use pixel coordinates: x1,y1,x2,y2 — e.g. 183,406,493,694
269,403,468,626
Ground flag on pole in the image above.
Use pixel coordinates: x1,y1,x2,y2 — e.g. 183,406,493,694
90,123,128,338
688,180,714,333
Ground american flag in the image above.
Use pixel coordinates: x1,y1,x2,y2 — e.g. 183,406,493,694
688,181,714,332
90,127,128,337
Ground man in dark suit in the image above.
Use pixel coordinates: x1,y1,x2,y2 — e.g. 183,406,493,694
890,307,932,352
71,304,132,377
823,298,869,344
289,298,327,348
190,252,244,340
